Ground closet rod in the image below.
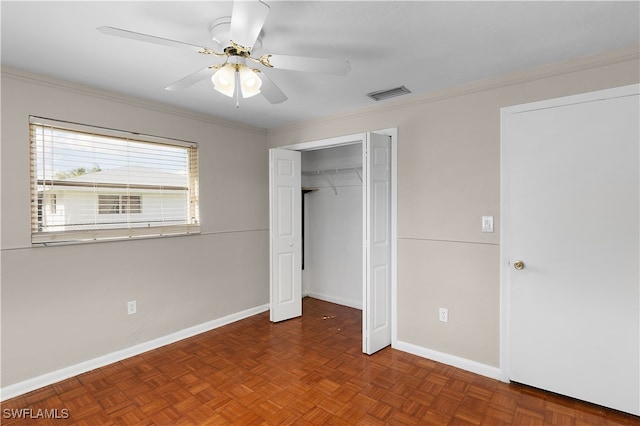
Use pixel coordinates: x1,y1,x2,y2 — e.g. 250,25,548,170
301,165,363,175
302,165,363,195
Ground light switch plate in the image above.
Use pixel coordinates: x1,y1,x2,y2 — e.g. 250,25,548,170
482,216,494,233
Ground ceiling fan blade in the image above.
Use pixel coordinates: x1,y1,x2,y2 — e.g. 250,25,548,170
266,55,351,76
259,71,287,104
229,0,270,50
98,26,213,54
165,66,214,91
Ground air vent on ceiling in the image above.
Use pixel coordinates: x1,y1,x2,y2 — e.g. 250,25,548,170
366,86,412,101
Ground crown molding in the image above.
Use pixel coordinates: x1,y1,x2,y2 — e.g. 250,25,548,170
267,44,640,137
0,66,267,136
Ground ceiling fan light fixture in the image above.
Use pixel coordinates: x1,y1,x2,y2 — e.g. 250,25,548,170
239,67,262,98
211,64,236,97
211,63,262,99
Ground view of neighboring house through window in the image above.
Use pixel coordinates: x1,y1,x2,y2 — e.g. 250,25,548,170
30,117,200,244
98,195,141,214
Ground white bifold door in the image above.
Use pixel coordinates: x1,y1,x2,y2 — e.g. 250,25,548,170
363,132,392,354
502,85,639,415
269,132,392,355
269,148,302,322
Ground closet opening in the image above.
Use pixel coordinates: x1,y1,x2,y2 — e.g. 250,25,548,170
269,129,397,355
301,143,363,310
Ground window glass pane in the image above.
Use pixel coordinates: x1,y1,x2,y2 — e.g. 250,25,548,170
30,117,200,243
98,195,120,214
122,195,141,214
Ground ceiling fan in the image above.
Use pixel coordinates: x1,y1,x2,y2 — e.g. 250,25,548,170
98,0,351,107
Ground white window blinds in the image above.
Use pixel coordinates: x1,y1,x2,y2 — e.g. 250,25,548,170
30,117,200,244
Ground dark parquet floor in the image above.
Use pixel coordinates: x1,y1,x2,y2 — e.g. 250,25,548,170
1,297,638,425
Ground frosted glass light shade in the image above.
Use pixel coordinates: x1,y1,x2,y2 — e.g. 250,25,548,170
211,64,262,100
211,64,236,97
239,67,262,98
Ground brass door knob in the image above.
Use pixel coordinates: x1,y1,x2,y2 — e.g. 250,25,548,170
513,260,525,270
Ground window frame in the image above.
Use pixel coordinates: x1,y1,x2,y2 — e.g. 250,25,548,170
30,117,200,245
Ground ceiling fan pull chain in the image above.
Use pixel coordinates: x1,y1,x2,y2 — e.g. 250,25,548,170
235,70,241,108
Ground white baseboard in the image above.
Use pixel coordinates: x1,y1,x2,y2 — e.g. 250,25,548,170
2,306,500,401
305,292,362,310
393,340,501,381
0,303,270,401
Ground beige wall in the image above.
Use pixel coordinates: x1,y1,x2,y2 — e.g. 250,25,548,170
267,46,640,367
2,45,638,389
1,68,270,387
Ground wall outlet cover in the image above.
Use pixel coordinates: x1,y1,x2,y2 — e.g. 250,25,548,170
439,307,448,323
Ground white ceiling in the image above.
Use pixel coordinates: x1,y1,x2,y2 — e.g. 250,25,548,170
2,1,639,129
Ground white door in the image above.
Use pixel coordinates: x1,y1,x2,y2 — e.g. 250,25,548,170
269,148,302,322
364,132,392,354
502,86,639,415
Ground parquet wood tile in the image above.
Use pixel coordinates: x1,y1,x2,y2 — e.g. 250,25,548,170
2,297,639,425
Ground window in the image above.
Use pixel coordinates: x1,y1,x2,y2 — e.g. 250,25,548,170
122,195,142,214
98,195,121,215
98,195,142,215
30,117,200,244
50,194,57,214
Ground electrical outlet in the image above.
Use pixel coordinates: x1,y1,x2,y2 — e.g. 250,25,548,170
439,307,448,323
127,300,137,315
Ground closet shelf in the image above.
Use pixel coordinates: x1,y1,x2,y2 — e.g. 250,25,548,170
301,165,363,175
302,165,363,195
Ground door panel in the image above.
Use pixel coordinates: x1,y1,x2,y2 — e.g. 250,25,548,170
364,132,392,354
277,186,294,236
373,265,389,330
277,253,294,303
503,87,639,415
269,149,302,322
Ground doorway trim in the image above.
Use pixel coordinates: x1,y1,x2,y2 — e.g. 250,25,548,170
277,127,398,348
